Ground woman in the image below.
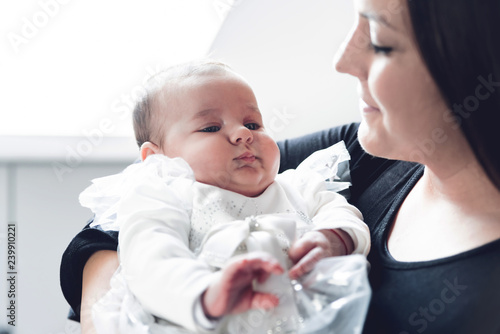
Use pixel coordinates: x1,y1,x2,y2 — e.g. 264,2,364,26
61,0,500,333
333,0,500,332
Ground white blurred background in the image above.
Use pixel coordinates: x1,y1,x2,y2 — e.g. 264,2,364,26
0,1,359,333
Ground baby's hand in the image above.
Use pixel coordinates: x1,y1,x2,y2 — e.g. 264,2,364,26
201,252,284,319
288,229,353,280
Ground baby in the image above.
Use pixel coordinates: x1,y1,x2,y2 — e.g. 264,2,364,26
80,60,370,333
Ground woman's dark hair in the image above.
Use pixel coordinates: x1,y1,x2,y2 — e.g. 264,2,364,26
407,0,500,190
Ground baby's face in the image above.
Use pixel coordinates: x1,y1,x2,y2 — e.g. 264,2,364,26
158,72,280,197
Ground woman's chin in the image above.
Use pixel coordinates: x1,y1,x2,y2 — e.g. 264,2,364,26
358,122,377,153
357,121,393,159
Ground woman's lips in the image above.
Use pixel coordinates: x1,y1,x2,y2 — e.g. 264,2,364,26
359,99,380,113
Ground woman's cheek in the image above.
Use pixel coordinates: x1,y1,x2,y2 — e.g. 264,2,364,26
369,60,399,113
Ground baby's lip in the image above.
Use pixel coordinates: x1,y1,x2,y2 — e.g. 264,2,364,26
236,152,254,159
235,152,256,162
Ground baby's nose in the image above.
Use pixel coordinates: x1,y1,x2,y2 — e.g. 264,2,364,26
231,126,253,144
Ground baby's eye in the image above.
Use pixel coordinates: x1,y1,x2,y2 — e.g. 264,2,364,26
245,123,261,130
200,126,220,133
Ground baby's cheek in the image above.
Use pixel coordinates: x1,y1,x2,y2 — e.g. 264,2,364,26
261,135,280,168
186,159,208,182
192,159,233,189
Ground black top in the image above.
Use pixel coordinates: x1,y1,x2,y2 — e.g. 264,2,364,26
60,123,500,333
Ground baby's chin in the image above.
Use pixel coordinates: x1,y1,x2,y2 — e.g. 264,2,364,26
225,180,274,198
217,183,267,198
193,166,276,197
195,172,274,197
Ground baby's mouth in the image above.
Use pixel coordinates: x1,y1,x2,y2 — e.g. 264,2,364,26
235,152,256,163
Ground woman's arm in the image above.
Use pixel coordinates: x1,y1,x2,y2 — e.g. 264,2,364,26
80,250,119,334
60,221,119,322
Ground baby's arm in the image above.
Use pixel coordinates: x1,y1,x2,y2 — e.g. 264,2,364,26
118,180,218,332
288,228,353,279
308,190,369,254
288,186,370,279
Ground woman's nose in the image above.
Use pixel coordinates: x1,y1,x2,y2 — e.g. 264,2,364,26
334,24,368,80
230,126,253,145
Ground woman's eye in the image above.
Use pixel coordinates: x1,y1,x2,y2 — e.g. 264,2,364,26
371,43,393,55
245,123,260,130
200,126,220,133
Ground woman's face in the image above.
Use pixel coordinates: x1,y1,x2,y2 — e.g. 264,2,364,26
335,0,450,162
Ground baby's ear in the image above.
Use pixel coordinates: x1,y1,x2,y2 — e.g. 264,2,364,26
140,142,160,161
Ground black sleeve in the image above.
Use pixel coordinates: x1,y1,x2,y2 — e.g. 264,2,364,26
277,122,361,172
277,122,395,206
59,218,118,321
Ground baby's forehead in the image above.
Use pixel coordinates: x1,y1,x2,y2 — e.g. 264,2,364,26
149,67,255,119
149,64,234,87
154,70,233,96
148,72,221,111
159,70,250,101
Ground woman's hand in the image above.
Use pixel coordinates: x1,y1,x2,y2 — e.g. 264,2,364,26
81,250,119,334
288,229,353,280
201,252,284,319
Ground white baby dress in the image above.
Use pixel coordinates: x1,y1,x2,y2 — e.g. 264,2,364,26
79,141,371,334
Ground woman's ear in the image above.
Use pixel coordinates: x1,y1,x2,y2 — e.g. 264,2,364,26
140,142,160,161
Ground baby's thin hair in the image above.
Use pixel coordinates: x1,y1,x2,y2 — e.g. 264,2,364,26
133,59,233,149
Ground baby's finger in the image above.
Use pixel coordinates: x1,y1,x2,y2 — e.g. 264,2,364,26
288,246,325,279
288,237,316,263
230,285,280,314
231,252,284,275
248,260,284,278
250,292,280,310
